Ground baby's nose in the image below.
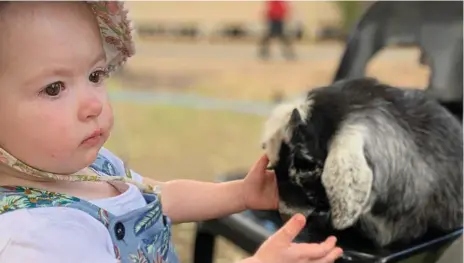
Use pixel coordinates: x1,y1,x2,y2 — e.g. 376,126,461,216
78,92,104,121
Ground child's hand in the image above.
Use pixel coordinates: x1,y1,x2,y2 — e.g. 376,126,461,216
241,154,279,211
243,214,343,263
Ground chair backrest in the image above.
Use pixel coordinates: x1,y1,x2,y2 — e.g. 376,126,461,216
333,1,463,108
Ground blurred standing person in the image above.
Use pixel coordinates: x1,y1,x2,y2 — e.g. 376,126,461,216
258,0,297,60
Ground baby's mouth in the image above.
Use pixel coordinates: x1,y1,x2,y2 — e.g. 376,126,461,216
81,129,104,146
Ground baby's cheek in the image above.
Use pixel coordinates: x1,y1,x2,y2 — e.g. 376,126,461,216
102,101,114,130
40,122,75,152
10,121,73,171
38,113,72,138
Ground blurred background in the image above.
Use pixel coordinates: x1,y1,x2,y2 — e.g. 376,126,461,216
104,1,431,262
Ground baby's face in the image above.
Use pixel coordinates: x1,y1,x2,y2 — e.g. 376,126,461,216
0,2,114,174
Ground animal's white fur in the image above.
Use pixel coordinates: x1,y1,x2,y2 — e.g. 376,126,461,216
278,200,313,217
261,96,313,165
321,123,373,230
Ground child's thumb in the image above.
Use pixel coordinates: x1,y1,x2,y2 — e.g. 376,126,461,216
252,154,269,173
266,213,306,247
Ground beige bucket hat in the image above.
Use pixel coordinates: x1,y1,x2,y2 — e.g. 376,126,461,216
88,1,135,73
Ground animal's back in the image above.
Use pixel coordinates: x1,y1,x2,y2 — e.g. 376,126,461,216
309,78,462,240
309,78,462,167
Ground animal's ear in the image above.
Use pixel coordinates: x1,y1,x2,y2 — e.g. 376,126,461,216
289,108,318,151
289,108,305,127
289,109,309,144
321,127,373,230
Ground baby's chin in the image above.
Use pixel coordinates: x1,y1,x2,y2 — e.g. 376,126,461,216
81,146,103,167
53,146,104,175
80,131,110,168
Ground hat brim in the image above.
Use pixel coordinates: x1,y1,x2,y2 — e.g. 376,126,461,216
88,1,135,73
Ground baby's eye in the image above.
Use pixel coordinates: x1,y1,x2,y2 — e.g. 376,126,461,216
89,68,109,84
43,81,65,97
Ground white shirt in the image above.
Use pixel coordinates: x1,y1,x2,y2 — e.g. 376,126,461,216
0,148,147,263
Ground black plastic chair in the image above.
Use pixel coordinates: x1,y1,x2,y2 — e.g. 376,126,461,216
333,1,463,120
193,173,463,263
193,2,463,263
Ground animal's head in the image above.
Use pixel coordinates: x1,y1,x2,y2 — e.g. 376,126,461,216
261,95,332,227
262,82,379,233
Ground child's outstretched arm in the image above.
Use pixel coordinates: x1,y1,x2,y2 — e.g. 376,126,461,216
143,155,278,224
151,178,246,223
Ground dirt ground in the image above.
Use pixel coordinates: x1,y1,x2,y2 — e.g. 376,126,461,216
108,40,431,263
115,41,429,102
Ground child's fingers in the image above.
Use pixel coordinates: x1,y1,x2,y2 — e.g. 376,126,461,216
264,170,277,185
312,247,344,263
320,236,337,251
287,239,336,260
265,170,276,178
254,154,269,172
247,155,269,183
267,213,306,246
286,243,327,260
283,235,339,261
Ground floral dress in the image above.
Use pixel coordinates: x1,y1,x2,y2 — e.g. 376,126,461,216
0,151,180,263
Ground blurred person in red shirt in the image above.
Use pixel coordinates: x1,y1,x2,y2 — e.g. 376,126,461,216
258,0,296,60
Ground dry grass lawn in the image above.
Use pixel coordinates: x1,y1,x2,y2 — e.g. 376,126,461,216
105,102,264,182
117,41,429,102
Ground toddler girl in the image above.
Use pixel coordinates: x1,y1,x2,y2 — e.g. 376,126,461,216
0,2,342,263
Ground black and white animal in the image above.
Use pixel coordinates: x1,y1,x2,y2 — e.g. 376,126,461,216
261,78,463,247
